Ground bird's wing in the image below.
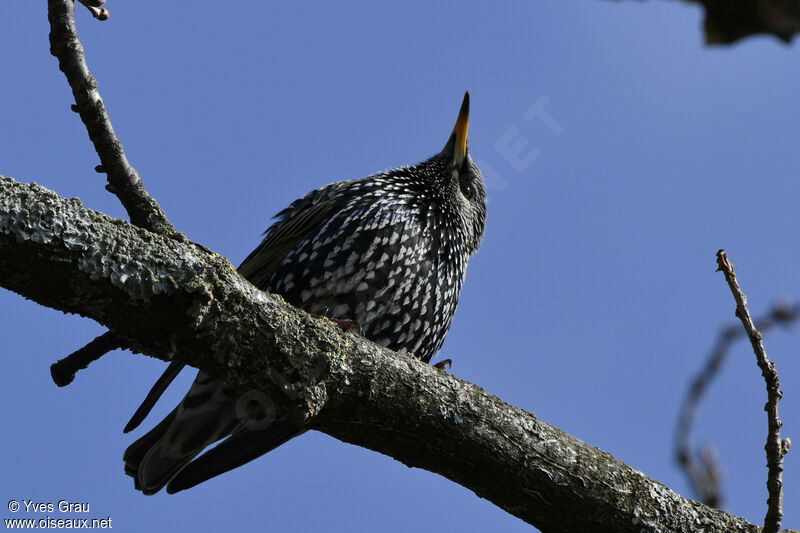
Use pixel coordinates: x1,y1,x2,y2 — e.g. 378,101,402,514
123,181,353,433
237,181,351,288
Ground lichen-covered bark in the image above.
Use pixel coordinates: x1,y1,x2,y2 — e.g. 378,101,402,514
0,176,762,532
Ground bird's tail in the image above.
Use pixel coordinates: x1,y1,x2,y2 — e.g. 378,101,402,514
123,407,179,493
124,371,305,494
124,371,242,494
123,360,185,434
165,421,305,494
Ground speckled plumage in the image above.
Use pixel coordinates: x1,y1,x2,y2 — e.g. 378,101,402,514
242,157,484,362
123,93,486,494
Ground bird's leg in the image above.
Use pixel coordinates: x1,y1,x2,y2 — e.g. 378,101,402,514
432,359,452,371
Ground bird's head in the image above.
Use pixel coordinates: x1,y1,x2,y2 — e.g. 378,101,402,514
434,91,487,255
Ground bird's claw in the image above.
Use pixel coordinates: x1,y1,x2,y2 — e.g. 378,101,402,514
330,318,362,333
433,359,452,371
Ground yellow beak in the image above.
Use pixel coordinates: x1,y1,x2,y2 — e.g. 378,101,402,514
448,91,470,168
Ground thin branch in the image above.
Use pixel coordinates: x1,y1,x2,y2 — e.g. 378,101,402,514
675,322,734,507
47,0,173,235
715,250,787,533
50,331,125,386
675,301,800,507
0,176,765,532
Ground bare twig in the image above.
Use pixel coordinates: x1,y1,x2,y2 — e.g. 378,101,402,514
675,300,799,507
47,0,173,235
50,331,125,386
675,322,735,507
715,250,786,533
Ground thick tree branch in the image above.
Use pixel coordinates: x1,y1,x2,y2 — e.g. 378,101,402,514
47,0,173,235
0,175,764,532
716,250,787,533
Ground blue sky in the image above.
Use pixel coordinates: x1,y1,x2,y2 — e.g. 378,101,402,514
1,1,799,531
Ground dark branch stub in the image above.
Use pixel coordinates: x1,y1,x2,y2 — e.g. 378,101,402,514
50,331,126,387
715,249,787,533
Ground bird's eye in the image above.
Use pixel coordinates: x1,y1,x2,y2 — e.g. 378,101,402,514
459,172,474,200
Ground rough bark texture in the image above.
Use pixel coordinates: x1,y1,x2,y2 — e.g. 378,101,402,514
0,175,763,533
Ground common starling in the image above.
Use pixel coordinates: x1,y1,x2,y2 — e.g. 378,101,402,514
123,92,487,494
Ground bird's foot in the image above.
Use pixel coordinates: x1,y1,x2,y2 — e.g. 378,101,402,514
432,359,452,371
